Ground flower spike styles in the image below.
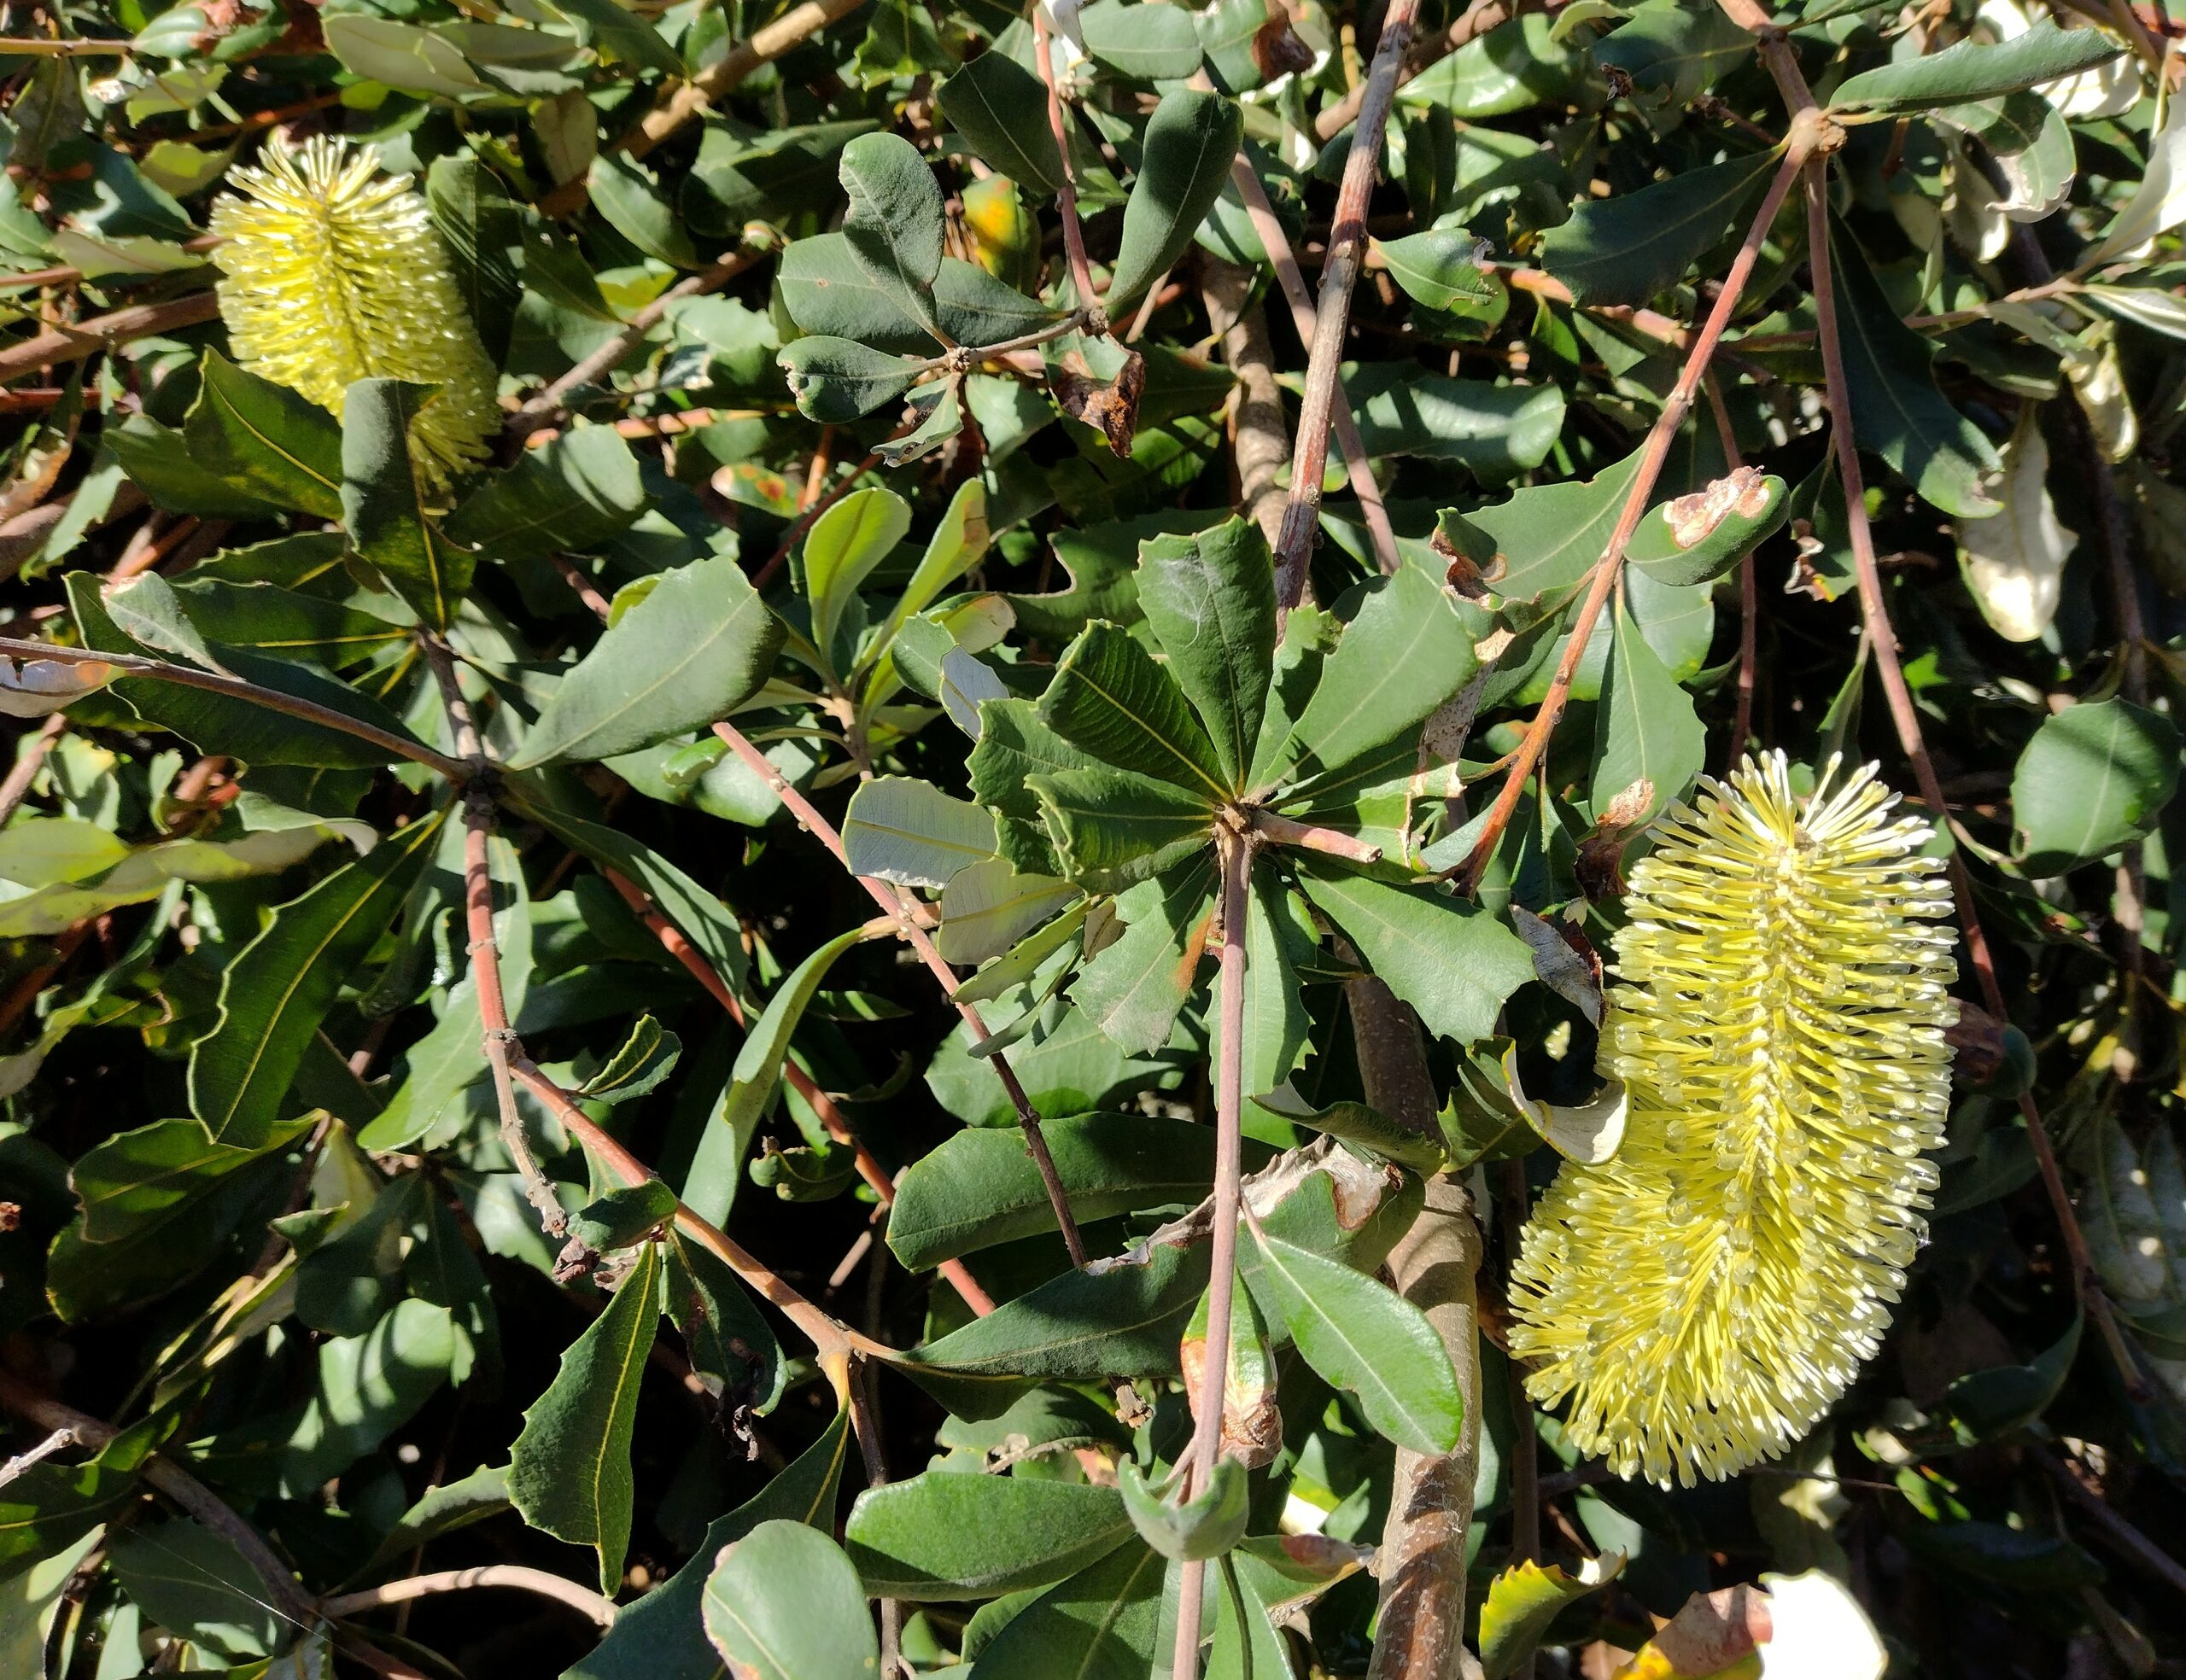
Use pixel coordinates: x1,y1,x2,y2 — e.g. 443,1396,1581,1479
1509,753,1959,1487
209,137,500,495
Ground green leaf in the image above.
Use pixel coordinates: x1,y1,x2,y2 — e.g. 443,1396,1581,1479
108,1518,281,1660
1111,89,1243,310
842,776,997,889
1299,870,1533,1046
322,12,489,96
1119,1459,1248,1561
1592,0,1751,107
1828,222,2001,519
1080,0,1204,79
1241,1227,1464,1455
704,1520,880,1680
1346,372,1565,472
443,425,647,565
513,557,782,766
840,130,945,331
587,151,698,267
889,1112,1258,1270
578,1015,682,1105
1277,563,1478,787
2011,696,2181,872
1539,149,1780,308
339,378,475,628
551,0,681,73
426,154,523,366
936,860,1079,966
1215,872,1315,1110
1137,517,1277,790
47,1115,311,1321
938,51,1066,195
1464,452,1638,609
187,808,444,1146
1372,227,1498,312
971,697,1105,829
185,352,345,519
1478,1555,1624,1678
1041,621,1229,799
1590,600,1706,825
66,573,424,770
721,925,868,1141
927,1001,1184,1130
276,1298,459,1496
508,1240,663,1596
780,335,926,423
1398,13,1577,118
863,477,992,670
1828,21,2123,114
664,1228,785,1414
568,1414,850,1680
780,236,1061,354
1074,856,1217,1053
805,486,914,663
845,1473,1132,1600
1031,764,1214,892
961,1539,1167,1680
1627,470,1791,587
1930,91,2075,222
569,1181,680,1251
1947,1314,2083,1443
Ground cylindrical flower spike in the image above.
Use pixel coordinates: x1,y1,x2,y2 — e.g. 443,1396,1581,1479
1509,753,1958,1487
208,137,500,496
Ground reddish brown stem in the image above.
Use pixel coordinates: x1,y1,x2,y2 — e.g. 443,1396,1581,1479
1247,808,1383,863
1452,142,1808,893
1800,160,2148,1401
1273,0,1422,608
1169,827,1256,1680
1031,5,1105,332
0,290,221,388
711,719,1087,1266
0,714,64,826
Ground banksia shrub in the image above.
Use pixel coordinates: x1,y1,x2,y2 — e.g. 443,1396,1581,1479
1510,754,1958,1486
208,137,500,494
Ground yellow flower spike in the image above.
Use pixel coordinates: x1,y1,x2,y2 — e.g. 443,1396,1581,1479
1509,752,1959,1487
208,137,500,497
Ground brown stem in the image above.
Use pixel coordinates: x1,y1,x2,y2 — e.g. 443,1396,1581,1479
1451,142,1808,893
1314,0,1534,140
511,245,768,437
322,1566,617,1627
538,0,868,218
710,720,1088,1265
1169,827,1256,1680
0,714,64,826
1031,5,1104,333
1204,262,1289,547
0,637,471,780
1272,0,1421,608
1246,808,1383,864
0,1370,318,1634
1799,160,2148,1402
0,291,221,388
2034,1447,2186,1599
1225,156,1401,576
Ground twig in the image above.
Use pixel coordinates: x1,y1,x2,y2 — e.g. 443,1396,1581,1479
711,719,1089,1266
1272,0,1422,609
322,1566,617,1628
423,637,569,1241
1450,140,1809,892
2035,1447,2186,1599
0,714,65,826
538,0,868,218
0,1370,317,1633
1204,262,1289,547
0,234,223,295
1704,370,1759,773
1225,157,1401,576
0,36,130,53
509,244,768,438
1031,4,1105,333
0,637,471,780
0,290,221,388
1168,826,1256,1680
1246,808,1382,863
0,1424,75,1489
1798,156,2149,1402
0,920,88,1041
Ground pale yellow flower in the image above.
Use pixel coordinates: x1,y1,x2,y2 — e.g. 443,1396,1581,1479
208,137,499,495
1510,753,1959,1486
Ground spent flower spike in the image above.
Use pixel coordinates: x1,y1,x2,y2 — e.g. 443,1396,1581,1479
1511,752,1959,1486
208,136,500,496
